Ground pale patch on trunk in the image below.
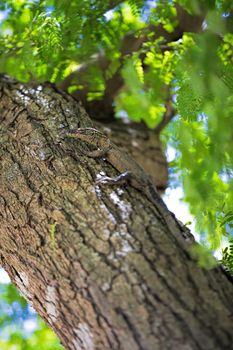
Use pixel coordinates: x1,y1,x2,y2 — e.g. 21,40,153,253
46,285,58,323
111,223,133,258
73,323,94,350
110,190,132,221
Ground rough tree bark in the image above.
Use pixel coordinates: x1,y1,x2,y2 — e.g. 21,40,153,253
0,75,233,350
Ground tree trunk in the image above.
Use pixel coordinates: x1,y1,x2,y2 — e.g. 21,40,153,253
0,75,232,350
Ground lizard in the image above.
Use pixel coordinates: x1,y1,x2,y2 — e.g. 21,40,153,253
65,127,194,242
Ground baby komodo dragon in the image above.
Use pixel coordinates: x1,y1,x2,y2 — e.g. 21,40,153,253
66,127,180,233
66,127,195,244
66,127,161,200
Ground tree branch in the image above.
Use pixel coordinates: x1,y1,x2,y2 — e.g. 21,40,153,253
154,98,176,134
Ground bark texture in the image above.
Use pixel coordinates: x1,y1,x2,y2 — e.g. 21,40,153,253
0,76,233,350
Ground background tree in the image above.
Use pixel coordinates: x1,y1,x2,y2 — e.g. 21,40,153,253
0,0,233,349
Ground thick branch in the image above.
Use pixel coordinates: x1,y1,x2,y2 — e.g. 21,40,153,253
154,97,176,134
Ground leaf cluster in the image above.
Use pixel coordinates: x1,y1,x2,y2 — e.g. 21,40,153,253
221,239,233,274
